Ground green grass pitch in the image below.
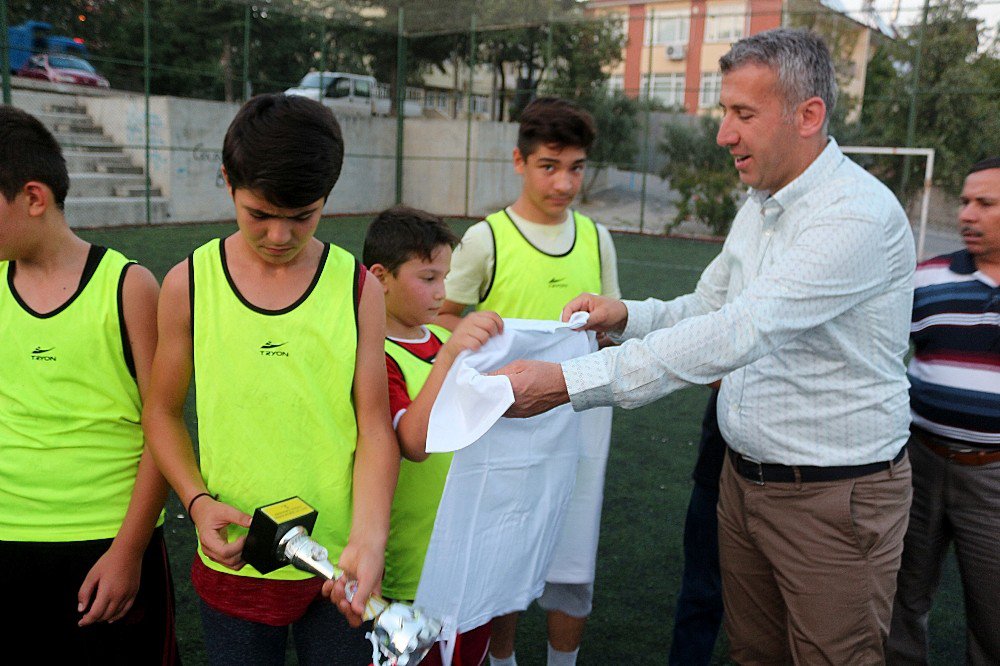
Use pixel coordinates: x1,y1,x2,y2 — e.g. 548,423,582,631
78,217,966,665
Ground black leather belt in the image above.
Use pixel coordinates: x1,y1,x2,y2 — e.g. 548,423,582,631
728,446,907,484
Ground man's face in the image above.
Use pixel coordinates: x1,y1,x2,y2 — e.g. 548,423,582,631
231,188,324,265
716,63,802,194
381,245,452,329
514,143,586,223
959,168,1000,263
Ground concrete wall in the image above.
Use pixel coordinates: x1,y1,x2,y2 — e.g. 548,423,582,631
79,95,527,223
85,95,237,223
402,118,522,218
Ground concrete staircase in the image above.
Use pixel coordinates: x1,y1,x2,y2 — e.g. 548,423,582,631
13,91,169,228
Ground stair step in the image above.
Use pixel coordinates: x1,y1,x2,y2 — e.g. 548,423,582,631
54,122,103,135
64,151,133,172
68,173,147,197
64,196,170,229
96,163,144,175
45,103,87,115
114,185,161,197
55,133,116,147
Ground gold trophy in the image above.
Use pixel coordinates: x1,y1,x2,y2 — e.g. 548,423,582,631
244,497,442,666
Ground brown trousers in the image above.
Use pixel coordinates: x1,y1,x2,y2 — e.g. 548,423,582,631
887,434,1000,665
718,452,912,665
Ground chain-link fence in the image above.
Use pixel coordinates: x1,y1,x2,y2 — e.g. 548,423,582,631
1,0,996,248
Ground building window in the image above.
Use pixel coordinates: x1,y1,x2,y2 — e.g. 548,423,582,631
471,94,490,114
645,12,690,46
643,73,686,109
704,4,745,43
699,72,722,108
424,90,453,113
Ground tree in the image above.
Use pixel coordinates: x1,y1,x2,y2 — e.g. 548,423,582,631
857,0,1000,195
659,116,740,236
574,90,640,202
529,15,633,201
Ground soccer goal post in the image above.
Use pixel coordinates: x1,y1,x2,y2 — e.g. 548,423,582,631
841,146,935,261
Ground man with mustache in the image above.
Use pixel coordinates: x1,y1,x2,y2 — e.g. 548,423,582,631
888,156,1000,665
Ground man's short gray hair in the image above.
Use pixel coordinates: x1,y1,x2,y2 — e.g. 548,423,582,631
720,28,837,130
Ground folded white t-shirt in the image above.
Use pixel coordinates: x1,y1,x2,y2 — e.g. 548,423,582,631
417,315,597,656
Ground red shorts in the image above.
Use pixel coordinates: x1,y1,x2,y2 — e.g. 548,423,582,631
418,621,492,666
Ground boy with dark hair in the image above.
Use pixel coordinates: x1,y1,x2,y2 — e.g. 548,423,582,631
358,205,502,664
438,96,620,666
0,105,178,662
143,93,398,664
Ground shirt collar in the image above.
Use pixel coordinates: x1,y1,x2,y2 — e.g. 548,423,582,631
748,137,843,213
949,249,976,275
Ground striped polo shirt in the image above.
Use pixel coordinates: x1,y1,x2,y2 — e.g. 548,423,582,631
907,250,1000,447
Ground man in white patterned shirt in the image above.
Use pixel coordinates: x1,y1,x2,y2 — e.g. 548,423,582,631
496,28,915,663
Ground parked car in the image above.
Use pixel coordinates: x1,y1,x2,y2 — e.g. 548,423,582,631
285,71,422,117
17,53,110,89
6,20,90,74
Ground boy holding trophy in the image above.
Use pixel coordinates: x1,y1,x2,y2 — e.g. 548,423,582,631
142,94,398,663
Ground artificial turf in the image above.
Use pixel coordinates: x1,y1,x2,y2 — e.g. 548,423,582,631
78,218,966,665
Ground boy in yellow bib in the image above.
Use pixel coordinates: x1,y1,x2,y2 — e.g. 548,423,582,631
438,97,621,666
142,94,398,664
359,206,502,665
0,106,177,662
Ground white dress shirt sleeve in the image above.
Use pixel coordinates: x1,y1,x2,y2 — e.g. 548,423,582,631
563,211,895,411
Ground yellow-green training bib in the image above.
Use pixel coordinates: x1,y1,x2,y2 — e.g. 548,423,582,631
381,325,454,600
477,210,603,319
0,247,153,541
192,239,359,580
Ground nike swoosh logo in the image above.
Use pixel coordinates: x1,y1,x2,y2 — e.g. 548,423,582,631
548,278,566,284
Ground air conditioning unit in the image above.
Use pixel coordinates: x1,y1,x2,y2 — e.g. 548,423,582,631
665,43,687,60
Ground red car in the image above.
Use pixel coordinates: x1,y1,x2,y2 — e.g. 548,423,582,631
18,53,109,89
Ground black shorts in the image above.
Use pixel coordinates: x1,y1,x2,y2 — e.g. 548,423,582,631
0,526,180,664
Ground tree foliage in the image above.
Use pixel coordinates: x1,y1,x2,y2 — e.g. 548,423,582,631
857,0,1000,195
659,116,740,236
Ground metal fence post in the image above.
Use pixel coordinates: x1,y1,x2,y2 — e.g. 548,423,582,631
639,10,654,234
900,0,930,195
395,8,406,205
144,0,151,225
544,11,553,84
1,0,11,105
319,23,327,95
242,3,251,101
463,15,477,217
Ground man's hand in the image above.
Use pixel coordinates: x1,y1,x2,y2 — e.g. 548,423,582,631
77,544,142,626
439,310,503,363
325,540,385,627
561,293,628,334
492,359,570,418
190,498,252,571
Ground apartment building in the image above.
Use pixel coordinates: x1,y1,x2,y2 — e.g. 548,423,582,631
587,0,893,117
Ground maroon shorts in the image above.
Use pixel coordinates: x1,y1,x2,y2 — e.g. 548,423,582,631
418,621,492,666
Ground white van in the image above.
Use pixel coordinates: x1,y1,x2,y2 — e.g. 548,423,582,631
286,71,422,117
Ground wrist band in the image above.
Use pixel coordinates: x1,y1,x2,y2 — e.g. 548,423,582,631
186,492,215,517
